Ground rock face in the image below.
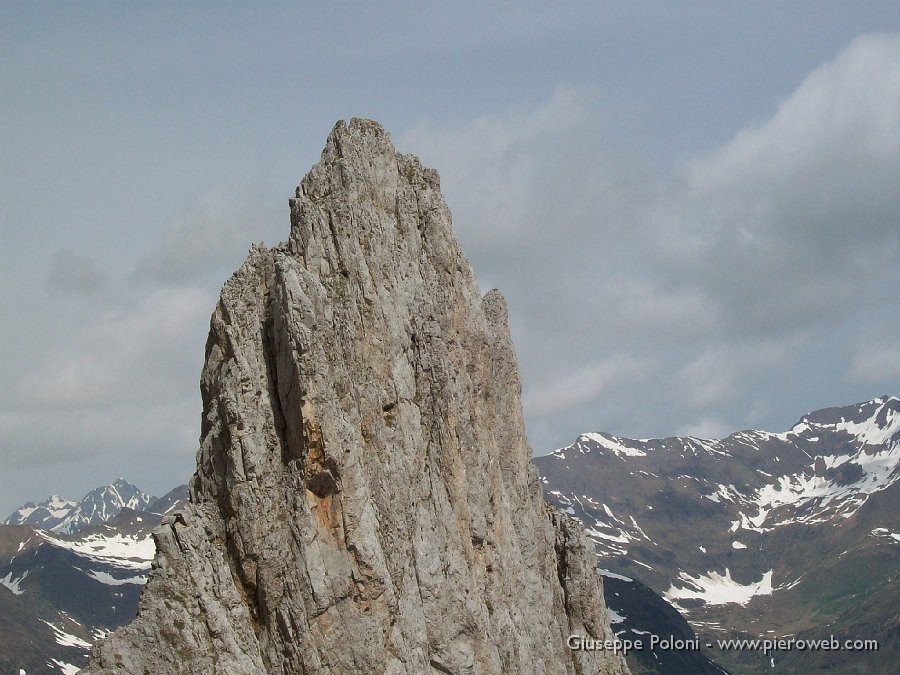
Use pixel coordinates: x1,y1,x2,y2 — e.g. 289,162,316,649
85,119,627,675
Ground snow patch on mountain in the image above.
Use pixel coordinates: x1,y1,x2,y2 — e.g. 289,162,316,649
1,481,190,674
665,568,774,606
37,530,156,570
608,607,626,623
1,569,29,595
704,484,741,504
579,433,647,457
871,527,900,542
699,398,900,533
585,527,632,545
537,395,899,674
834,401,900,446
50,659,81,675
40,619,92,649
4,496,78,531
85,569,146,586
739,441,900,531
545,394,899,554
551,491,656,556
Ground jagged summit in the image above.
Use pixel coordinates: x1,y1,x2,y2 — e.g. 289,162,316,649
4,479,154,535
85,119,627,674
791,394,899,432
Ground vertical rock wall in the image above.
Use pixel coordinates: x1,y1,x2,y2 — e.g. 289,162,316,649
85,119,628,675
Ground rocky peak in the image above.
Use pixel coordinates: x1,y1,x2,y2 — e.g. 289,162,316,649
791,395,900,439
85,119,627,674
4,480,154,535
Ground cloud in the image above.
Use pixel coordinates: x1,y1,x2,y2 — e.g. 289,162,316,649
135,185,285,285
675,337,803,410
0,283,210,492
663,32,900,334
400,88,681,368
676,417,733,441
5,32,897,513
686,33,900,199
44,251,107,295
1,192,274,510
3,177,294,510
523,355,652,417
399,34,900,451
0,400,198,470
15,287,211,409
847,342,900,384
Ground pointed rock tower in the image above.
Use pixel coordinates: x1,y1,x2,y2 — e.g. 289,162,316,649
85,119,628,674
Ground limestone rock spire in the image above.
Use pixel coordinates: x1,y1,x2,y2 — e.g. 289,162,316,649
85,118,628,675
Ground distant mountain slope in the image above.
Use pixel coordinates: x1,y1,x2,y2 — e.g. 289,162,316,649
601,569,728,674
0,483,188,674
146,484,189,516
3,495,77,533
4,479,155,535
536,396,900,674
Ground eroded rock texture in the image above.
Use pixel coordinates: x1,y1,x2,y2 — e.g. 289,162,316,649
85,119,628,675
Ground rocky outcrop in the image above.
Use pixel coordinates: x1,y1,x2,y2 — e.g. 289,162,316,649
85,119,627,674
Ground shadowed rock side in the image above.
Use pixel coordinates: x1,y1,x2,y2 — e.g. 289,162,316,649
85,119,628,675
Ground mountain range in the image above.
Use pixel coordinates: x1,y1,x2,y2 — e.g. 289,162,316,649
0,483,187,674
4,395,897,673
4,479,155,535
537,395,900,674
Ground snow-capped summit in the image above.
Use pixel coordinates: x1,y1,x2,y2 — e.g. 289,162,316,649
64,479,155,534
4,495,79,533
4,494,78,529
782,394,900,446
4,479,155,535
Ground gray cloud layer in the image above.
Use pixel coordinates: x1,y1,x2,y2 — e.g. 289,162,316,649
2,11,898,515
401,33,900,452
45,251,108,295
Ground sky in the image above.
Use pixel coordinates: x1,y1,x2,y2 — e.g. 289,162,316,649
2,2,899,515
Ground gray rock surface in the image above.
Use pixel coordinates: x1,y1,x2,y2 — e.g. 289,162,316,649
85,119,628,674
